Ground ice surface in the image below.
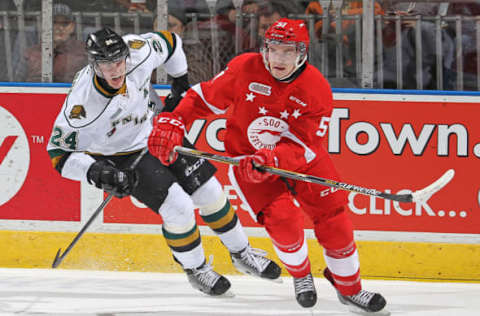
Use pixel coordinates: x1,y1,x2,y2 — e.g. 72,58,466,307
0,268,479,315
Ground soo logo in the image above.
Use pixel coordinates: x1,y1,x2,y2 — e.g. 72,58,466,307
0,106,30,206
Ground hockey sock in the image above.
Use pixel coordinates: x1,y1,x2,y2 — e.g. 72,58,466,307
200,196,249,253
271,235,310,278
323,243,361,296
162,223,205,269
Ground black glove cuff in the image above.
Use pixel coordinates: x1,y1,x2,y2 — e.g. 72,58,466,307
170,73,190,97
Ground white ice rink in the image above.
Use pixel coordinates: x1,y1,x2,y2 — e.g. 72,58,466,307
0,268,479,316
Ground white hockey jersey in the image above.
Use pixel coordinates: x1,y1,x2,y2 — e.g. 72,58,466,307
47,31,187,182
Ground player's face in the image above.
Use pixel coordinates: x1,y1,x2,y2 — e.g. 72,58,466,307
97,59,127,89
266,43,298,80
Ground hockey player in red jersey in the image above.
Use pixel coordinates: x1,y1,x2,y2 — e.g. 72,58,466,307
148,18,387,313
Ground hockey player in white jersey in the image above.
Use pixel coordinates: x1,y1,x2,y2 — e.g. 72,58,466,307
46,27,281,296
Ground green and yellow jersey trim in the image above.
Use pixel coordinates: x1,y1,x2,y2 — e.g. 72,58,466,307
154,30,176,62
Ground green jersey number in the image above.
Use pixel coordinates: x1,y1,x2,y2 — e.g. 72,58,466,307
50,127,78,150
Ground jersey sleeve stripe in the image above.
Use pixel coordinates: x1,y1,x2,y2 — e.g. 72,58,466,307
47,149,72,174
281,130,317,163
154,31,176,61
191,84,227,115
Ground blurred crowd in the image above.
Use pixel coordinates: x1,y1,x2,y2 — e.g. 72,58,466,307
0,0,479,91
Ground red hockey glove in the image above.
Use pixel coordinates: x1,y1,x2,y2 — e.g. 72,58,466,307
238,148,278,183
148,112,185,165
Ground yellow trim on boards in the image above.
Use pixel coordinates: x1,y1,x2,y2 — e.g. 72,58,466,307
0,230,479,282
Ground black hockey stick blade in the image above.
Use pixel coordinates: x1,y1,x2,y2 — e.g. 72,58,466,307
174,146,455,203
52,248,63,268
51,193,114,268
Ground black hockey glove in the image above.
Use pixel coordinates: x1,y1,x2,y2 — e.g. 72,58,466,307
86,160,137,198
163,93,182,112
163,73,190,112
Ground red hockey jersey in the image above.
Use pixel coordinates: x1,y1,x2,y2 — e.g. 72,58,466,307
175,53,333,173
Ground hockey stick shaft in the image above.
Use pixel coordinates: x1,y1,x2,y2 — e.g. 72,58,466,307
51,194,112,268
51,148,148,268
174,146,454,203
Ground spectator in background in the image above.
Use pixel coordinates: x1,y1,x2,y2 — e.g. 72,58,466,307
181,0,210,18
18,3,86,82
8,0,42,82
305,0,383,39
74,0,155,12
154,5,188,38
125,0,152,13
180,0,257,84
305,0,383,87
74,0,155,36
257,0,302,40
446,2,480,90
381,2,455,90
151,4,188,85
257,5,283,38
211,0,259,52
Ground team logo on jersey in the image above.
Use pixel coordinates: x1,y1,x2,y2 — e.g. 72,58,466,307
69,105,86,119
128,39,146,49
248,82,271,96
247,116,288,150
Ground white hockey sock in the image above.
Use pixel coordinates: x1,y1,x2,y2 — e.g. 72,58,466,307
171,242,205,269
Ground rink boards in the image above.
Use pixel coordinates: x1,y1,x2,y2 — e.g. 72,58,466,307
0,84,479,282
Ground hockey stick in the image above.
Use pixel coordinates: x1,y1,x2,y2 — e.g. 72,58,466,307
174,146,454,203
51,148,148,268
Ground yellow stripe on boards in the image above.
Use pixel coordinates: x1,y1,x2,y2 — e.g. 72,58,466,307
0,231,478,282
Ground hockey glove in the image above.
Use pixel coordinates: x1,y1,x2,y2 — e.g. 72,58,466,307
238,148,278,183
163,74,190,112
87,160,137,198
148,112,185,165
163,93,183,113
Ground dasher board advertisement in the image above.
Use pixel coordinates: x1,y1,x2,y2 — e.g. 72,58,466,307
0,88,478,237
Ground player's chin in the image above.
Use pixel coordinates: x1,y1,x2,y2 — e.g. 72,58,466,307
272,72,287,80
271,68,289,80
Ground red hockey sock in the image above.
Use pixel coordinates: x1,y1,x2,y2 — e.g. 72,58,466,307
282,256,311,278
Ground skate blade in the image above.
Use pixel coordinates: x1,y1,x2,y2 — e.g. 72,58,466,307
202,289,235,298
235,267,284,283
347,306,391,316
218,289,235,298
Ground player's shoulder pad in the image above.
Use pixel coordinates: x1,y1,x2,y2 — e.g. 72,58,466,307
293,64,333,108
63,65,107,128
226,52,261,73
123,33,152,65
303,63,330,85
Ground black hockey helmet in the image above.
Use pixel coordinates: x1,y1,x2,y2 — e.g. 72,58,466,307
86,27,129,78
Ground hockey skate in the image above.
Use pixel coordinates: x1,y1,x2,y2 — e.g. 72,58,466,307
230,245,282,282
293,273,317,308
184,259,232,296
324,268,389,315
